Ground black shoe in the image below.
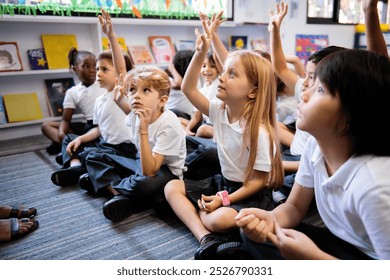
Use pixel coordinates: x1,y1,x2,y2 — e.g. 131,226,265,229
55,153,63,165
103,195,134,222
194,232,239,260
46,142,62,155
51,165,86,187
79,173,94,193
216,241,255,260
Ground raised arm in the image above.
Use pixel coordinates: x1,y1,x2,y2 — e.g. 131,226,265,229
362,0,389,57
98,8,127,77
202,11,229,65
181,21,212,116
269,2,299,92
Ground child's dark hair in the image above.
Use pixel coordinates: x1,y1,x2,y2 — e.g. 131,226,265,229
97,50,133,72
308,45,345,64
0,49,13,64
172,50,195,77
316,49,390,156
206,51,216,65
67,47,95,69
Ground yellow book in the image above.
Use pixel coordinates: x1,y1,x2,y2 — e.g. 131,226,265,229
42,34,78,69
102,37,128,53
3,93,43,122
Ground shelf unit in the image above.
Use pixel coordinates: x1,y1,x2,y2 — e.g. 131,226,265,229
0,14,268,140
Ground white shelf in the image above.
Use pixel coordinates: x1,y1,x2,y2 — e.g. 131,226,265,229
0,14,238,27
0,69,71,77
0,12,267,140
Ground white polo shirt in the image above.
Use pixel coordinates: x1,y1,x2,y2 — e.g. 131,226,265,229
63,82,105,120
296,136,390,259
209,100,272,183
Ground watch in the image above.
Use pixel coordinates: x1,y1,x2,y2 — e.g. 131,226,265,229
217,190,230,206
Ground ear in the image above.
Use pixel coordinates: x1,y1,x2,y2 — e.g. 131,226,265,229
159,95,169,107
248,88,257,99
71,65,77,72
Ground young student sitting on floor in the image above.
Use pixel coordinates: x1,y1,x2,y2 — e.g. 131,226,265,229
184,50,221,138
41,48,105,155
164,18,284,260
236,48,390,260
71,9,186,222
50,10,136,188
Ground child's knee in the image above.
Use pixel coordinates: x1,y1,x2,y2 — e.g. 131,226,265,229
164,179,185,200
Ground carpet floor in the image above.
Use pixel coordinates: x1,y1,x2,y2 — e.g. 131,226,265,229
0,135,198,260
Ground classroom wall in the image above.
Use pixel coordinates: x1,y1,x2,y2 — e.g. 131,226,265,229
279,0,356,54
234,0,356,55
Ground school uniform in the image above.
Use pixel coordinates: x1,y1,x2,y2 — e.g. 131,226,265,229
243,136,390,259
87,109,186,198
185,100,275,212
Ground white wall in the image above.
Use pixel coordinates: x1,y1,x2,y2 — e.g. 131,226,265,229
234,0,357,55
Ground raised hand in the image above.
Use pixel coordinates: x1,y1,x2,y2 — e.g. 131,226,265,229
113,74,125,102
268,1,288,33
194,19,213,53
98,8,113,37
209,11,226,34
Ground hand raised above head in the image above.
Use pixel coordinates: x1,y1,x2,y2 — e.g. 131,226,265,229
268,1,288,33
98,8,113,36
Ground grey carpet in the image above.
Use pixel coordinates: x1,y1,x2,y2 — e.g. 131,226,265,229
0,135,324,260
0,135,198,260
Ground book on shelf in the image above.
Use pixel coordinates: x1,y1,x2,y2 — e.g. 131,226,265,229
0,42,23,72
2,93,43,123
250,39,269,52
27,48,49,70
102,37,128,53
0,96,7,124
174,40,195,51
229,35,248,50
148,36,176,63
127,45,156,64
44,78,75,117
41,34,78,69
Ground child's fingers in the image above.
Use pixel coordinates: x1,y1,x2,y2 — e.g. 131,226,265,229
267,231,278,246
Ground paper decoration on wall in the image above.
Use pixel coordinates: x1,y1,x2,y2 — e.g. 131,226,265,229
295,34,329,65
42,34,78,69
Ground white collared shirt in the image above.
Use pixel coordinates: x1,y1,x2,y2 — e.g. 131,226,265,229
296,136,390,259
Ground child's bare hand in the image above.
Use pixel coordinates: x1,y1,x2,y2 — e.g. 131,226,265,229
268,1,288,33
235,208,274,243
98,8,113,36
66,138,81,155
197,194,221,212
209,11,226,34
113,74,126,103
135,107,153,131
194,21,212,53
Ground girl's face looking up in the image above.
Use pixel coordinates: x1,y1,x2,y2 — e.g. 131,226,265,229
201,57,219,86
217,55,255,105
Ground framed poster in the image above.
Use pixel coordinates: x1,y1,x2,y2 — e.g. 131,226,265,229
0,42,23,72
